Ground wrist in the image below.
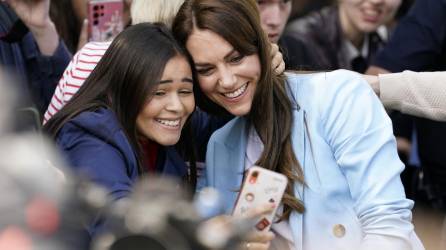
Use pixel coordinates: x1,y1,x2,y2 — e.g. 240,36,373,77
28,19,56,38
30,20,60,56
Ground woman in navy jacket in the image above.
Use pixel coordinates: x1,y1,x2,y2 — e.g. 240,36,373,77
44,23,199,237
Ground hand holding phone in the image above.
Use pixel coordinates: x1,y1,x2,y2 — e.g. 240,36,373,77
87,0,124,42
232,166,288,232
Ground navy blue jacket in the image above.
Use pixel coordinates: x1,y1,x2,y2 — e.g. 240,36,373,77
0,4,71,115
372,0,446,171
56,108,190,201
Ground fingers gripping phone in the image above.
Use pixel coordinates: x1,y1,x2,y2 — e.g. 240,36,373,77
87,0,124,42
233,166,288,232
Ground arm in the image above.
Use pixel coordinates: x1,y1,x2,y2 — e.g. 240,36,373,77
379,71,446,121
322,71,418,249
363,71,446,121
5,0,58,55
4,0,71,114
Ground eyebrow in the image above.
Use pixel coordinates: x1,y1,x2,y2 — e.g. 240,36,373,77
194,49,237,67
159,78,193,84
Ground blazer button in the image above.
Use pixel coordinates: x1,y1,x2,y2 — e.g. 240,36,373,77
333,224,346,238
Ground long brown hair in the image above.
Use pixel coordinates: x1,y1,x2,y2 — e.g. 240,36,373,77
173,0,305,217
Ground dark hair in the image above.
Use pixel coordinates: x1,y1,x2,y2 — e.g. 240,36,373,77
44,22,197,188
50,0,81,53
173,0,305,217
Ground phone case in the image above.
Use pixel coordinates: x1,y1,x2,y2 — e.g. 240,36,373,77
87,0,124,42
233,166,288,231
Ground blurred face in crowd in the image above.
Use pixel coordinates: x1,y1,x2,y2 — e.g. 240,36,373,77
339,0,401,33
136,55,195,145
186,29,261,116
257,0,292,43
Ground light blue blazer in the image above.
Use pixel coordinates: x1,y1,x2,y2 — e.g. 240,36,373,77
200,70,423,250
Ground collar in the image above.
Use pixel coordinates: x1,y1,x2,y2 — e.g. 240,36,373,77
343,25,388,63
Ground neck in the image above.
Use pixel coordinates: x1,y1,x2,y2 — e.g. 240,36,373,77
338,7,364,49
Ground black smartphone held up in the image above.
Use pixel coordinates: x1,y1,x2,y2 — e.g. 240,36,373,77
233,166,288,231
87,0,124,42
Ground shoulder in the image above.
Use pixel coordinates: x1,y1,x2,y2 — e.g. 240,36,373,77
75,41,110,64
286,70,369,96
285,6,337,36
56,108,125,149
286,70,374,117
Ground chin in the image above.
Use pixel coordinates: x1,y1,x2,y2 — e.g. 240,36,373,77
228,106,251,117
156,137,181,146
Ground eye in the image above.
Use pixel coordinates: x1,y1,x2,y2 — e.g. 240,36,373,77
179,89,193,95
153,90,166,96
229,54,244,64
196,67,214,76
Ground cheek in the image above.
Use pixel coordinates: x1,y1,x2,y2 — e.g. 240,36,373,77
198,76,218,95
384,0,402,13
184,96,196,115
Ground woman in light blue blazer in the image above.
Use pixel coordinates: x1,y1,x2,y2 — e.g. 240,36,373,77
173,0,424,249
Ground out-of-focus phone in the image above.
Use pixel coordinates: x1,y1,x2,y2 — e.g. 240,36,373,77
233,166,288,232
87,0,124,42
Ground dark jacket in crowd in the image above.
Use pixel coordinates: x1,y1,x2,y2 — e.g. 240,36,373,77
0,3,71,116
278,34,319,71
373,0,446,206
285,5,385,73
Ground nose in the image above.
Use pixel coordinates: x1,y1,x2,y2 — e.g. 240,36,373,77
263,4,281,27
165,93,184,113
217,65,237,89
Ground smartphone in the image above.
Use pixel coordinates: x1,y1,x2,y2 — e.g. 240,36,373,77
232,166,288,232
87,0,124,42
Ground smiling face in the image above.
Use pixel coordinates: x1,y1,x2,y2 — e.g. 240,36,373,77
186,29,261,117
339,0,401,33
257,0,292,43
136,55,195,146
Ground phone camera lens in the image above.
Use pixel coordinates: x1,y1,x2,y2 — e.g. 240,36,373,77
93,5,99,11
93,20,99,26
249,171,259,184
93,13,99,18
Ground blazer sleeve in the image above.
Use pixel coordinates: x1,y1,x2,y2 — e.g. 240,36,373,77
379,70,446,121
320,70,417,250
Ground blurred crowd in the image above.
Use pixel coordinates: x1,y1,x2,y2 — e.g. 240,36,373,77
1,0,446,249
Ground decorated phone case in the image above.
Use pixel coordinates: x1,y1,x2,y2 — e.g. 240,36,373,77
233,166,288,231
87,0,124,42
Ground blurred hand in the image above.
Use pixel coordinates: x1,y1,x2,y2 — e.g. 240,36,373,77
3,0,51,29
236,203,276,250
2,0,59,55
270,43,285,75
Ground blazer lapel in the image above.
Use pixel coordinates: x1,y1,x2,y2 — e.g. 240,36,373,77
290,104,306,250
213,117,247,214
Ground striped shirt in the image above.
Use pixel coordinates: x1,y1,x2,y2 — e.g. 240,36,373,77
43,41,112,124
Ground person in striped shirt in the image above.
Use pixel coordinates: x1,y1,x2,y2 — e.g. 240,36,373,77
44,0,185,123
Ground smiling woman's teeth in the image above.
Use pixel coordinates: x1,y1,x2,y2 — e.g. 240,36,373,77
156,119,180,127
224,83,247,98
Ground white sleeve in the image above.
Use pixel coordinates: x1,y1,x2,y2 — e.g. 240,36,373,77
380,70,446,121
